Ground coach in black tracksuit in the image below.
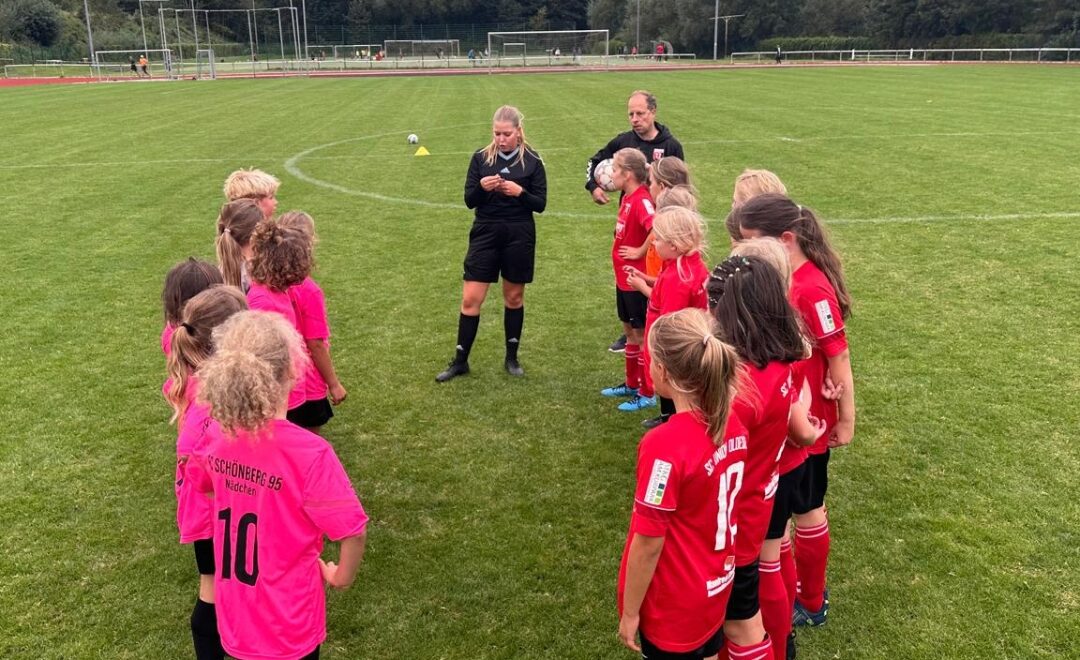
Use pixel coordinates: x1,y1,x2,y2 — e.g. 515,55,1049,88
584,89,685,206
436,105,547,383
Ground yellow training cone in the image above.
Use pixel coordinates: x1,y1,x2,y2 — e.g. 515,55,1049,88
414,146,430,156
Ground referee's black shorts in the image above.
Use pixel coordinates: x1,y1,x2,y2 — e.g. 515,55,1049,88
463,220,535,284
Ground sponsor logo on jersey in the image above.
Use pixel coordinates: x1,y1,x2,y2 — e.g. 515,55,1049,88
815,300,836,333
642,199,655,215
706,558,737,597
652,148,665,161
644,459,672,506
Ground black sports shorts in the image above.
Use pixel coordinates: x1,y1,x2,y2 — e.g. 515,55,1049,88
287,398,334,429
463,220,535,284
193,538,215,576
725,561,761,621
639,626,724,659
616,289,648,329
767,461,807,539
792,450,830,515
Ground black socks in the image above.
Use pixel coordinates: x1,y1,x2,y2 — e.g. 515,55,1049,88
504,306,524,360
191,599,225,660
454,313,480,364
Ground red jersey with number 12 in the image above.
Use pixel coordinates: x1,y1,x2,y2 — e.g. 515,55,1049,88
612,184,655,291
187,419,368,660
618,411,748,652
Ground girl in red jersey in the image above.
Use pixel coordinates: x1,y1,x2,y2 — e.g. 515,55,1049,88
706,254,825,660
602,148,657,412
215,199,264,292
624,205,708,427
186,311,368,660
731,194,855,630
618,308,747,659
245,219,313,426
166,285,248,660
278,211,346,434
645,157,694,278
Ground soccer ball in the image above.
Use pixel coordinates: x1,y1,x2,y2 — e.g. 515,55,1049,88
407,133,420,144
593,158,618,192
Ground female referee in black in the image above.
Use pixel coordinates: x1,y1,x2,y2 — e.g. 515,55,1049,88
436,105,547,382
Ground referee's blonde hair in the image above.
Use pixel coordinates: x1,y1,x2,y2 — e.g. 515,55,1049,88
198,311,310,437
647,308,741,448
482,105,532,168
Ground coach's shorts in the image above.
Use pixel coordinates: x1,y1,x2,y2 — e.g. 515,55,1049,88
639,626,724,659
767,461,807,539
193,538,215,576
287,398,334,429
725,561,761,621
792,450,830,515
616,289,648,329
463,220,535,284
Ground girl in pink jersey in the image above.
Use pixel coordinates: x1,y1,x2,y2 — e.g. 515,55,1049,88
706,254,825,660
246,219,311,420
624,205,709,428
161,258,223,358
731,194,855,631
216,199,264,292
617,308,746,659
188,311,368,660
278,211,346,434
166,285,247,660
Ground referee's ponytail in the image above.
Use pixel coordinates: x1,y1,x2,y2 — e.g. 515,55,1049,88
481,105,532,168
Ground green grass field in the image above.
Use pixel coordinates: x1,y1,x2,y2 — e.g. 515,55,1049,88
1,64,1078,659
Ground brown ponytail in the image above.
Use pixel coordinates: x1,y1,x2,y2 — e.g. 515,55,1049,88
215,199,263,289
728,193,851,318
647,308,742,446
165,286,248,422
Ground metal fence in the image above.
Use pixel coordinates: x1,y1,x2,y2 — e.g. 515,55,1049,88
731,48,1080,64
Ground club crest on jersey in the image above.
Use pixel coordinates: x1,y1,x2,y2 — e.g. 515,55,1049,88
815,300,836,333
644,459,672,506
652,148,665,161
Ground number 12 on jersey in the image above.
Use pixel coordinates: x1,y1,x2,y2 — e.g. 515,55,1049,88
218,507,260,586
715,462,744,551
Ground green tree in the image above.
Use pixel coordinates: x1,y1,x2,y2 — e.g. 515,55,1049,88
7,0,64,47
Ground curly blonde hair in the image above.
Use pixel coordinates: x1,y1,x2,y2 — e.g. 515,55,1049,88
248,220,312,291
198,311,310,436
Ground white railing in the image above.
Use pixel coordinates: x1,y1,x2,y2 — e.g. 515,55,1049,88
3,61,97,78
731,48,1080,64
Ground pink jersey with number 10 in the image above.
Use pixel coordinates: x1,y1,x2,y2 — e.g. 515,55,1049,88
187,419,368,660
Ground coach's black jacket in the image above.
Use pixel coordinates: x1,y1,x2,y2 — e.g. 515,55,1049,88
464,147,547,223
584,122,685,192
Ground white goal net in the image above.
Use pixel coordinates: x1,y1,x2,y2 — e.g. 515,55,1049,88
487,30,609,67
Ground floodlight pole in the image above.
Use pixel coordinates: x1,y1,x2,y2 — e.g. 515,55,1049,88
636,0,641,53
713,12,744,60
300,0,309,60
82,0,95,62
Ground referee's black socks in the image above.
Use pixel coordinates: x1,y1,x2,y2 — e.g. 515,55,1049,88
455,313,480,364
504,306,524,360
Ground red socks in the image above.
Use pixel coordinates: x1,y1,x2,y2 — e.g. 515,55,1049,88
624,344,641,391
795,520,830,612
758,560,789,660
727,636,774,660
780,539,798,615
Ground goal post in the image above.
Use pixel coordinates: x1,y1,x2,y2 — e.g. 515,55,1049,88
487,30,609,67
195,49,216,79
93,49,176,80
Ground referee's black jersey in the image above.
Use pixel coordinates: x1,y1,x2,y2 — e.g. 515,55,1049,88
584,122,684,192
464,147,547,223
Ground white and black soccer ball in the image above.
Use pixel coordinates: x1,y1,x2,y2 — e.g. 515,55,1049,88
407,133,420,144
593,158,618,192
